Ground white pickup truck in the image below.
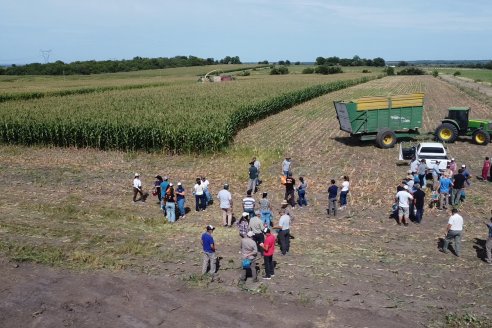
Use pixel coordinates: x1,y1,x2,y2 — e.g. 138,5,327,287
398,142,450,171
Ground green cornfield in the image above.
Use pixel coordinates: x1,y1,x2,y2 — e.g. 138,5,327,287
0,72,382,152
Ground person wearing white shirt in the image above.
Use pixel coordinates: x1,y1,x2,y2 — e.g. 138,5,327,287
273,209,291,255
217,184,233,227
395,185,413,226
193,177,206,211
440,208,464,256
253,156,261,186
132,173,145,202
339,176,350,210
201,176,212,205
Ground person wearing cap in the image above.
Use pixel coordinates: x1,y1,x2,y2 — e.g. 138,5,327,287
284,172,296,208
164,182,176,223
217,183,233,227
193,177,206,212
259,192,273,228
452,168,466,206
439,172,452,210
280,199,295,221
249,210,264,255
273,208,291,255
132,173,145,202
417,159,428,188
175,182,186,219
395,184,413,226
160,176,170,214
153,175,163,204
412,184,425,223
259,228,276,279
201,225,217,276
240,231,258,283
242,190,256,217
440,208,463,257
282,157,292,176
247,161,258,194
405,173,414,191
237,212,250,238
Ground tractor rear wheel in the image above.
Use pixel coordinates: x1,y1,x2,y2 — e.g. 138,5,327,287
435,123,458,143
376,129,397,149
472,130,490,145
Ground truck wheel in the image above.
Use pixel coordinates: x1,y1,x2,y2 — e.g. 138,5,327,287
435,123,458,143
472,130,490,145
376,129,397,149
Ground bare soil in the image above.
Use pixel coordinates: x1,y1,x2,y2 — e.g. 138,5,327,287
0,76,491,327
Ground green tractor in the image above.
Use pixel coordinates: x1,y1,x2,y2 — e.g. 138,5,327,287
435,107,492,145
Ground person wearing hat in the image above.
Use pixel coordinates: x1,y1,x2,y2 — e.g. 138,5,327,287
201,225,217,277
164,182,176,223
249,210,264,255
175,182,186,219
132,173,145,202
405,173,414,191
247,161,258,194
237,212,250,238
259,227,276,279
217,183,233,227
280,199,295,221
413,184,426,223
153,175,163,204
239,231,258,283
395,184,413,226
417,159,428,188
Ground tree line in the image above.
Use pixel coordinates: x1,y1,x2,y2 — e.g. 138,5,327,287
0,55,242,76
315,55,386,67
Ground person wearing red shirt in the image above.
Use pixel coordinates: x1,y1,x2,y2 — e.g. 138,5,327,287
260,228,276,280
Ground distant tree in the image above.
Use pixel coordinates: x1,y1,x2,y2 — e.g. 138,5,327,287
453,71,461,76
339,58,352,66
314,65,342,75
385,66,395,75
258,60,269,64
302,67,314,74
294,61,301,65
397,61,409,67
432,70,439,77
325,56,340,65
278,60,286,65
484,61,492,70
397,67,425,75
372,57,385,67
285,60,291,66
315,57,326,65
270,66,289,75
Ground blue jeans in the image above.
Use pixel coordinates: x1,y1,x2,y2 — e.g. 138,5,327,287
340,191,348,206
166,202,176,222
245,208,255,218
415,207,424,223
204,189,212,203
297,189,307,207
260,210,272,227
177,198,185,216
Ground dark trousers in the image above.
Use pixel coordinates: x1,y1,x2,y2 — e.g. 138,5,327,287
195,194,207,211
133,187,143,202
418,174,425,187
264,255,274,277
285,189,295,207
297,189,307,206
278,229,290,255
415,206,424,223
253,233,264,255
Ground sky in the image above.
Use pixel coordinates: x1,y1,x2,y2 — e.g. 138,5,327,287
1,0,491,65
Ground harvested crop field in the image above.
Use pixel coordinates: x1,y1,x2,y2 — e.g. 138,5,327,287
1,75,491,327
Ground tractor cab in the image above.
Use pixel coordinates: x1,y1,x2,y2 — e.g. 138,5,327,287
445,107,470,134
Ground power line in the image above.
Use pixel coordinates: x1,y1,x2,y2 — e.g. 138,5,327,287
40,49,52,64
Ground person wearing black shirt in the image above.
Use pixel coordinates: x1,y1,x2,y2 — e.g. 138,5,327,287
413,184,426,223
452,169,466,206
284,172,296,207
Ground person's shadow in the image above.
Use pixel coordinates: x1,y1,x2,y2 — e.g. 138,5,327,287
473,238,487,262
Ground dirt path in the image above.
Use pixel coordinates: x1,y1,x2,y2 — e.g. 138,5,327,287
0,257,415,328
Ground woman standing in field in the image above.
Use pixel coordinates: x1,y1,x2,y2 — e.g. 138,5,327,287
153,175,163,204
339,176,350,210
297,176,308,207
193,178,206,212
482,157,490,181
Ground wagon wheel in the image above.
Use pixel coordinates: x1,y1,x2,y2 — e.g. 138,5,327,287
472,130,490,145
376,128,397,149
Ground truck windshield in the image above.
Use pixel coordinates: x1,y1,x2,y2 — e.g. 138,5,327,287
420,147,445,154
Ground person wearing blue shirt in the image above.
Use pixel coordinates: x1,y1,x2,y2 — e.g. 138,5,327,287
439,175,452,210
160,177,170,214
327,179,338,217
201,225,217,276
176,182,186,219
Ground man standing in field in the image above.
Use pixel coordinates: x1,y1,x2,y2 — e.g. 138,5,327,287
412,184,425,224
395,185,413,226
284,172,296,208
484,210,492,264
249,210,264,255
273,209,291,255
253,156,261,186
242,190,256,217
201,225,217,277
239,231,258,283
327,179,338,217
217,183,233,227
247,161,258,193
282,157,292,176
259,228,276,279
452,168,466,206
440,208,464,257
417,159,428,188
160,176,170,214
439,173,452,210
176,182,186,219
132,173,145,202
